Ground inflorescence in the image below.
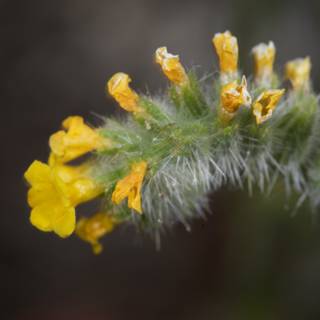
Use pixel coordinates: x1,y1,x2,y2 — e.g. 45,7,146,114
24,31,320,254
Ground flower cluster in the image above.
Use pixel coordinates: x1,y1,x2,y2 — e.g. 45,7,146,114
25,30,318,254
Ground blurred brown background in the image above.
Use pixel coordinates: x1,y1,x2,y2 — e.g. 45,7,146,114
2,0,320,319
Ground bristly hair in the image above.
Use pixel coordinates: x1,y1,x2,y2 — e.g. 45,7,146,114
93,65,320,237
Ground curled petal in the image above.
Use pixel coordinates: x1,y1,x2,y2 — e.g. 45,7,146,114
49,116,107,164
76,212,117,254
285,57,311,91
107,72,142,113
252,41,275,85
112,161,147,214
253,89,285,124
155,47,188,86
220,76,252,115
212,31,238,79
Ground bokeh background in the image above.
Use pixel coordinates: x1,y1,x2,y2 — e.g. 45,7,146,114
2,0,320,319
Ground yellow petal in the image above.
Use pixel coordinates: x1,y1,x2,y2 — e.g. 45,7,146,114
155,47,188,86
27,185,59,208
212,31,238,78
112,161,147,213
111,179,132,205
25,161,64,207
252,41,275,84
30,204,53,232
76,212,116,254
285,57,311,91
253,89,285,124
128,188,142,213
107,73,141,113
51,204,76,238
24,160,51,186
25,161,61,208
30,200,75,238
49,116,106,164
49,131,66,158
220,76,252,114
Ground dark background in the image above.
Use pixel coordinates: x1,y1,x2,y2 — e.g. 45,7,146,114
2,0,320,319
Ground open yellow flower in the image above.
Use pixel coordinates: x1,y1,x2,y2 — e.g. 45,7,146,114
24,160,103,238
112,161,147,214
107,72,142,113
252,41,275,85
212,31,238,81
76,212,117,254
220,76,252,116
285,57,311,91
155,47,188,86
49,116,107,164
252,89,285,124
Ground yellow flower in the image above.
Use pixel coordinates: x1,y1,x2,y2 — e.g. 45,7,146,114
212,31,238,81
24,160,103,238
49,116,107,164
107,72,142,113
76,212,117,254
252,89,285,124
155,47,188,86
285,57,311,90
220,76,252,115
112,161,147,214
252,41,275,85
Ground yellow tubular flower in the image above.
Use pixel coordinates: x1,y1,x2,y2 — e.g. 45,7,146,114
220,76,252,116
49,116,107,164
24,160,103,238
155,47,188,86
112,161,147,214
252,41,275,85
252,89,285,124
76,212,117,254
212,31,239,81
53,161,103,204
107,72,142,113
285,57,311,91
